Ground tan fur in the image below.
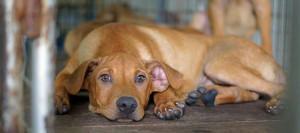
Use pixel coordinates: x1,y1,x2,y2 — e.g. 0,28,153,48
190,0,273,55
55,23,285,121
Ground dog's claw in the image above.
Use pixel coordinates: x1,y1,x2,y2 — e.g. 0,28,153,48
55,95,70,115
164,110,174,120
56,104,70,115
173,109,182,118
266,98,284,115
186,87,218,107
62,104,68,113
267,104,281,115
155,101,185,120
175,102,186,111
156,111,164,119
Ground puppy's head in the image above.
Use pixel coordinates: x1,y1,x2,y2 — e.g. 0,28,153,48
64,53,183,121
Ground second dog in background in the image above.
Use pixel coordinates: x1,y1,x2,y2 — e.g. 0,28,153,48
190,0,273,55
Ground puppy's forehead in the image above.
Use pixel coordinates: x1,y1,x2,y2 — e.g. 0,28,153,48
103,54,145,69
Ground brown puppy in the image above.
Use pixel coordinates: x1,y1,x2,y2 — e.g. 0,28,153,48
190,0,272,55
55,23,285,121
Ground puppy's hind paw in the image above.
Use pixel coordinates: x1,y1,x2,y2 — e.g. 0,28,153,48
185,87,218,107
266,98,284,115
201,89,218,107
185,91,200,106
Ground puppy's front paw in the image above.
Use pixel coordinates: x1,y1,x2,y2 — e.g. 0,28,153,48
55,92,70,115
185,87,218,107
266,98,284,115
154,100,186,120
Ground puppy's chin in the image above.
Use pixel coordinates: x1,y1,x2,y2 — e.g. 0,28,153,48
102,113,144,122
116,119,134,122
88,104,145,121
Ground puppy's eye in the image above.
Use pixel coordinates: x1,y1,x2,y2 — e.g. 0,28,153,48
100,74,112,83
135,75,146,84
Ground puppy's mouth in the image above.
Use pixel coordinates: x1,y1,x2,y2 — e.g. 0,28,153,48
114,111,140,122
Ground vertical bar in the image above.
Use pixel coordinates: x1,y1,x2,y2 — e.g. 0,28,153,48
0,1,6,132
88,0,96,20
283,0,292,74
156,0,166,23
2,0,25,133
284,0,299,131
31,0,56,132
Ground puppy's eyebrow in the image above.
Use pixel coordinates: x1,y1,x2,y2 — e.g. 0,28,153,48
135,68,147,75
97,68,113,75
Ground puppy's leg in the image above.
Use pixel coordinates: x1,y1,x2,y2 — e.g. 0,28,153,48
252,0,272,55
186,85,259,106
55,59,77,114
204,59,285,115
208,0,228,35
153,88,186,120
54,69,71,114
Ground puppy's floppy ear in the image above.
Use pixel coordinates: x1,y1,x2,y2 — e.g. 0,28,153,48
64,59,99,95
146,60,183,92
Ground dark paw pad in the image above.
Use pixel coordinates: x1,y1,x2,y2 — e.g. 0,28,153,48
186,91,200,106
201,89,218,107
185,87,218,107
196,87,207,94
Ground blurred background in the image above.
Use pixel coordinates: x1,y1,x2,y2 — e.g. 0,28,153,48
56,0,292,73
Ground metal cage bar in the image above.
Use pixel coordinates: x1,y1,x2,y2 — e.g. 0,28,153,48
2,0,25,132
1,0,56,132
31,0,56,133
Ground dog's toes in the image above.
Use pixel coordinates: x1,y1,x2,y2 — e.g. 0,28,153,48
185,87,218,107
173,109,182,118
155,101,185,120
196,87,207,95
266,98,284,115
185,91,200,106
201,89,218,107
175,102,186,112
55,95,71,115
156,111,164,119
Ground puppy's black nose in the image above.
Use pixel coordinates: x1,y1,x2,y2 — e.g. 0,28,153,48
116,96,137,114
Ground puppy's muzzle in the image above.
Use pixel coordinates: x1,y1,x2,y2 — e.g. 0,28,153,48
116,96,137,114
